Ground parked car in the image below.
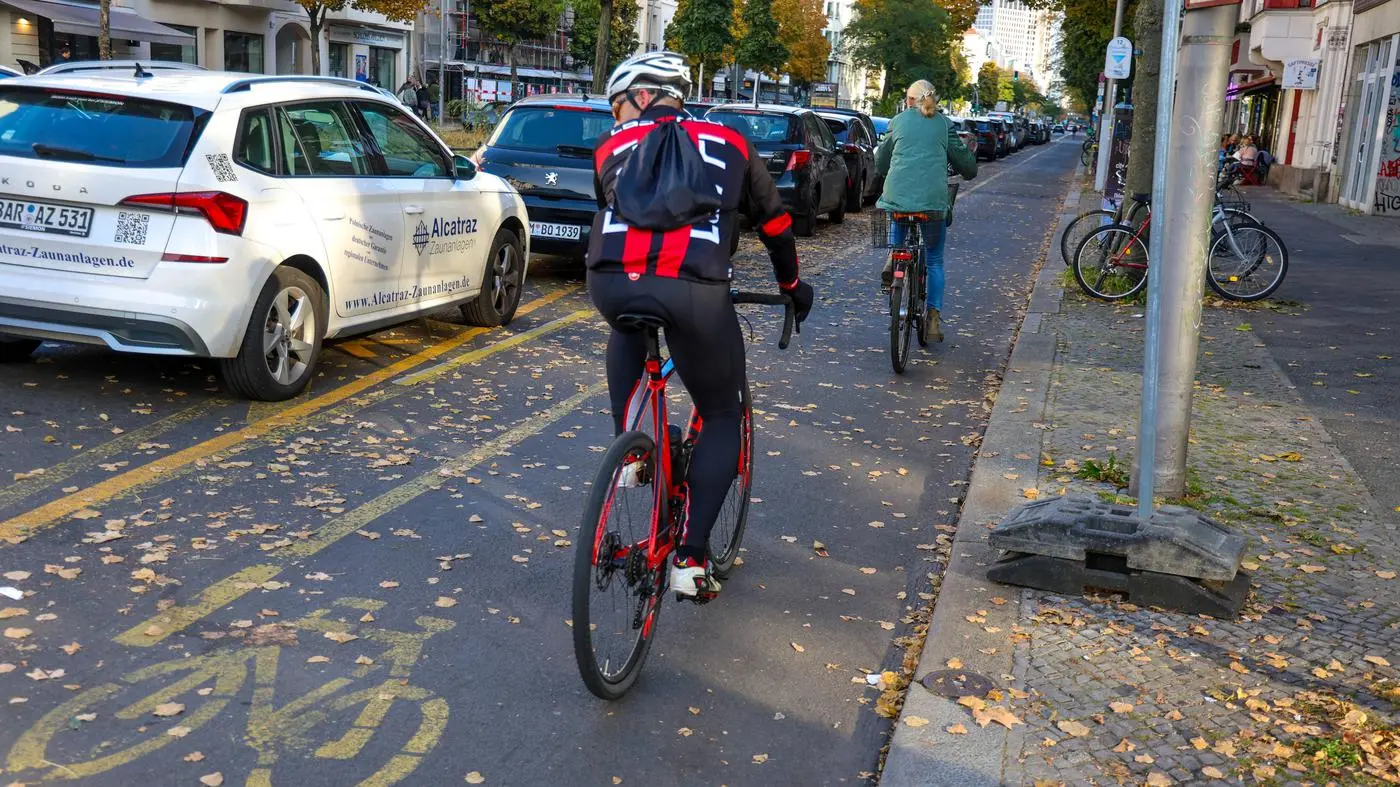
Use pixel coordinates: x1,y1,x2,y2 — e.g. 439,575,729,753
0,65,20,79
946,115,979,159
816,109,879,211
0,71,529,400
872,115,890,141
973,117,1009,159
476,95,615,260
705,104,848,237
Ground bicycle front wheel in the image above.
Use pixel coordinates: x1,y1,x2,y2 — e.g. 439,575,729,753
709,384,753,579
572,430,667,700
1207,223,1288,302
1073,224,1149,300
1061,209,1116,266
889,270,913,373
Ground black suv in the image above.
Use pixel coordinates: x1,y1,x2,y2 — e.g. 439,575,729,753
815,109,879,211
704,104,848,236
476,96,615,260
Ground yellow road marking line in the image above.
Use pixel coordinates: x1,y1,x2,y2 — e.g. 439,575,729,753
0,286,580,544
335,340,379,359
0,400,224,513
115,381,605,647
392,309,594,386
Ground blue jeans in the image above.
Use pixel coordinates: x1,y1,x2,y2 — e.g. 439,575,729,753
889,218,947,311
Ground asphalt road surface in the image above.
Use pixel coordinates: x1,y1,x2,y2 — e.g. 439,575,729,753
0,137,1078,787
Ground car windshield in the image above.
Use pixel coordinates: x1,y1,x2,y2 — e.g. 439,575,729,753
976,121,992,131
706,111,797,143
0,86,203,167
486,105,615,153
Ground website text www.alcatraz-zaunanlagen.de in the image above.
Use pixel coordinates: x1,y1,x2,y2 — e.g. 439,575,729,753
0,243,135,269
343,276,472,311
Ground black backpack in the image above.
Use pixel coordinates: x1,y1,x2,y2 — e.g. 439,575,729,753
610,120,722,231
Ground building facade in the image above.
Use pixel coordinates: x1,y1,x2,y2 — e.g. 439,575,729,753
634,0,676,54
420,3,586,106
822,0,879,110
1,0,410,84
1334,0,1399,214
973,0,1056,91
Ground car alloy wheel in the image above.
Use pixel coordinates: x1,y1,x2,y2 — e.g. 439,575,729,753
262,285,316,386
490,240,521,316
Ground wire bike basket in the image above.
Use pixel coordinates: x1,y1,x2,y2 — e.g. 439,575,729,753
869,182,959,248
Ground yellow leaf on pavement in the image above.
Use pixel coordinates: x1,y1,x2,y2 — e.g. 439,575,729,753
1056,720,1090,737
946,723,968,734
1146,772,1173,786
434,596,458,608
1364,655,1391,667
904,716,930,728
199,774,224,787
152,702,184,717
464,772,485,784
1108,701,1133,714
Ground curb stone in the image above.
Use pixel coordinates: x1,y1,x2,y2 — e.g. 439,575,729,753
880,170,1084,787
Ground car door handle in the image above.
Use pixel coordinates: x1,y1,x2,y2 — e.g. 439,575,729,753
404,206,425,215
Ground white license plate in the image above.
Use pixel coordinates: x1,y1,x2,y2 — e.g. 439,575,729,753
530,222,582,241
0,198,94,238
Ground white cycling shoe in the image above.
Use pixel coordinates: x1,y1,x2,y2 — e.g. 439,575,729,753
670,558,721,600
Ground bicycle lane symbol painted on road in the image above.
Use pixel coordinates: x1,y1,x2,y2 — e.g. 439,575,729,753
7,598,453,786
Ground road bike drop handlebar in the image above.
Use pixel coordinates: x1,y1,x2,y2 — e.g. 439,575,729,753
730,290,799,350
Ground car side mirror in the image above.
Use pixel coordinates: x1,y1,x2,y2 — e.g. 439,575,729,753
454,154,477,181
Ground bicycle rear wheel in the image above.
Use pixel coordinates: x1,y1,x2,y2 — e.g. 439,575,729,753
889,267,914,373
709,384,753,579
1061,209,1116,266
572,430,668,700
1073,224,1149,300
1207,223,1288,302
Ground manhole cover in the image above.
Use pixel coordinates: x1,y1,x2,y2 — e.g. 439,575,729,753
920,668,995,698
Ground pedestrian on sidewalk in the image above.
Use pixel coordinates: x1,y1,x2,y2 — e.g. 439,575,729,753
874,79,977,343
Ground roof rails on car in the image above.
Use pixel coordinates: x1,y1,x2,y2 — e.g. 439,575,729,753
38,59,206,76
221,75,385,95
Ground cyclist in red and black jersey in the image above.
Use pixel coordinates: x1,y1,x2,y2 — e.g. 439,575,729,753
586,51,815,600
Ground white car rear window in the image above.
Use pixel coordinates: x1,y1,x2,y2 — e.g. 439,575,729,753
0,85,203,168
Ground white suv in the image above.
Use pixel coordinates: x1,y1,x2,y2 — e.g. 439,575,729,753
0,72,530,400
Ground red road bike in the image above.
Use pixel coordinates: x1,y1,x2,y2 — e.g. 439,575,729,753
571,290,796,700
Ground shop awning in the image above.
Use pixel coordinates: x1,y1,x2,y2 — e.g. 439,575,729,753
1227,74,1276,98
0,0,195,46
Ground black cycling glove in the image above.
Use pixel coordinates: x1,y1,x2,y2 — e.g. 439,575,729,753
782,279,815,324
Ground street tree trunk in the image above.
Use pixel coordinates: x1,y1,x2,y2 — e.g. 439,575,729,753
98,0,111,60
307,7,324,76
1122,0,1163,217
508,43,519,100
593,0,613,93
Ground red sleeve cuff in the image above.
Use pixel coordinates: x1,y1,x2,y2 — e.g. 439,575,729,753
779,277,800,291
760,213,793,237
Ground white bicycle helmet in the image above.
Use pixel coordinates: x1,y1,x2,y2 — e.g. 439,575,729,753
606,51,693,103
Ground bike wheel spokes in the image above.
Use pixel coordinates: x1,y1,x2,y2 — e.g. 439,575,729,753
709,386,753,579
1207,224,1288,302
572,431,666,700
1061,210,1115,266
1073,225,1148,300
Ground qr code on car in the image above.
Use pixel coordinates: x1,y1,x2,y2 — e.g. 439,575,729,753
114,211,150,246
206,153,238,183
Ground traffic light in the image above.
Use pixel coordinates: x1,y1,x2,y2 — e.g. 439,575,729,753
1013,71,1019,81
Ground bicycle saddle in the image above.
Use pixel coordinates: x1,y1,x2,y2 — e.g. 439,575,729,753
614,313,669,331
1132,192,1151,205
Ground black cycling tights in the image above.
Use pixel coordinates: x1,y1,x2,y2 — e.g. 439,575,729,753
588,271,744,563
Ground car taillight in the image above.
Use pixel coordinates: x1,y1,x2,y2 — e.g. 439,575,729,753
785,150,812,171
842,143,859,154
120,191,248,236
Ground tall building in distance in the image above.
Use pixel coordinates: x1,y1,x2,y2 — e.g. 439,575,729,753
972,0,1058,94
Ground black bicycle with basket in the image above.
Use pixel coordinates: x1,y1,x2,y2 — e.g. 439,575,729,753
870,178,958,374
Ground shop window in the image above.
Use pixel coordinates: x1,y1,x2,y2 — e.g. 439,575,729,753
368,46,395,90
151,24,197,64
225,32,264,73
328,44,348,79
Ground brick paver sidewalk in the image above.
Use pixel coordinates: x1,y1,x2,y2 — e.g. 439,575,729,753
883,181,1400,786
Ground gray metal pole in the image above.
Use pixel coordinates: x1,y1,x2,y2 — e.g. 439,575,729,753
1136,0,1182,521
1142,2,1237,499
437,0,448,126
1094,0,1129,192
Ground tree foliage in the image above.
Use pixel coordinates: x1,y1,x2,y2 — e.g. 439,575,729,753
976,61,999,110
937,0,982,34
296,0,428,75
570,0,641,74
735,0,789,78
1056,0,1134,114
772,0,830,86
844,0,956,98
477,0,565,97
667,0,736,88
